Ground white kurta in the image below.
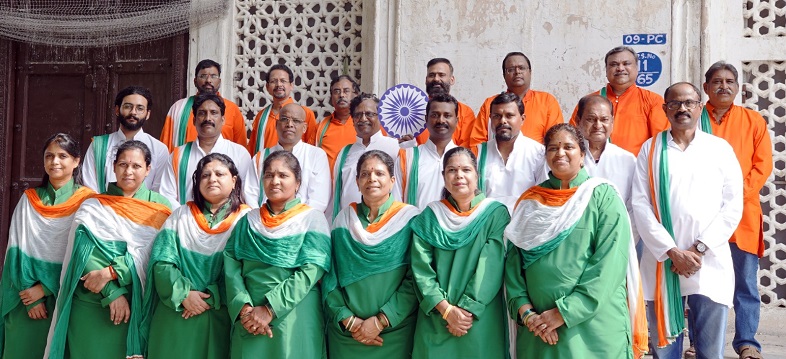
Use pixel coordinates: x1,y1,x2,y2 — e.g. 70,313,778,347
392,139,457,209
583,141,638,238
254,141,331,211
481,136,548,213
632,130,743,307
159,135,259,208
82,129,169,192
328,131,400,220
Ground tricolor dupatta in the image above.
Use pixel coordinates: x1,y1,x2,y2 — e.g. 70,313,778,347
700,106,713,134
647,131,686,347
174,96,196,148
506,177,648,358
411,196,505,251
45,195,171,359
251,105,273,154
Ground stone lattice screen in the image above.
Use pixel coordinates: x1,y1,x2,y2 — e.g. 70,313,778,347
233,0,363,129
744,0,786,37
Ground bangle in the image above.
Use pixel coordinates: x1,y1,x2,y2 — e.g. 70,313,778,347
108,265,118,280
442,305,454,320
347,316,356,331
265,305,275,319
377,313,389,328
373,316,383,331
520,308,533,323
523,312,536,327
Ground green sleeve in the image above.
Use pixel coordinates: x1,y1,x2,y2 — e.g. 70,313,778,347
324,286,354,331
82,250,128,306
455,206,508,319
265,263,324,321
42,284,54,297
504,242,531,321
379,266,418,328
152,262,192,311
25,284,56,311
555,186,630,328
224,252,252,321
410,234,447,315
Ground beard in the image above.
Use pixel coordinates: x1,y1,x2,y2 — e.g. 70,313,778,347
426,80,451,96
117,113,146,131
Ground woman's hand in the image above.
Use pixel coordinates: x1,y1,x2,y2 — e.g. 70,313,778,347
240,305,274,338
445,306,473,337
526,308,564,345
81,267,113,293
352,316,384,346
181,291,211,319
19,283,45,306
108,295,130,325
27,303,47,320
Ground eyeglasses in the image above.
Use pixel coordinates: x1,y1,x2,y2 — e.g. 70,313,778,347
269,79,290,85
277,116,305,125
331,88,356,96
121,103,147,113
197,74,220,80
353,111,378,119
665,100,702,111
504,65,529,74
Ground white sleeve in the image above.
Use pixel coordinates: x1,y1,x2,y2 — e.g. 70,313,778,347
305,149,331,212
158,153,179,208
696,144,744,250
81,142,99,192
631,139,676,262
238,151,260,208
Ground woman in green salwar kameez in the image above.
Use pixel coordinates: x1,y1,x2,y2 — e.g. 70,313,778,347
409,147,511,359
224,151,331,359
324,150,420,358
143,153,250,358
504,124,636,358
1,134,93,359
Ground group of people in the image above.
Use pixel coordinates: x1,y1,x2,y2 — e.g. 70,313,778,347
0,45,773,359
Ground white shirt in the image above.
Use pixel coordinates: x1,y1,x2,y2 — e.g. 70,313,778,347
481,135,548,213
583,141,638,238
159,135,259,208
82,129,169,192
255,141,331,212
632,130,743,306
392,139,457,209
328,131,400,220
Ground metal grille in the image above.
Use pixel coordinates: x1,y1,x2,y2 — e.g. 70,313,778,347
743,60,786,306
233,0,363,127
744,0,786,37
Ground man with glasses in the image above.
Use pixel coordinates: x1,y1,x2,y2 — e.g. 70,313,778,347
469,51,563,146
160,59,248,152
254,103,330,211
83,86,169,192
248,64,317,154
633,82,742,359
313,75,360,172
570,46,670,155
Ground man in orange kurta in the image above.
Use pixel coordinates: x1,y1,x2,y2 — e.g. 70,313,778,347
248,64,317,154
569,46,670,156
701,61,773,359
313,75,359,174
413,58,476,147
159,59,248,152
469,52,563,146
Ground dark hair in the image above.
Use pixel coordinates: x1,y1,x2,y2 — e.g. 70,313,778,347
663,82,702,102
114,140,152,167
192,93,226,116
490,92,524,115
502,52,532,72
426,93,459,117
267,64,294,83
576,94,614,120
330,75,360,94
604,46,637,66
114,86,153,110
349,92,380,117
355,150,395,179
440,146,481,199
704,61,738,84
39,133,84,188
192,153,245,213
544,123,588,155
195,59,221,75
427,58,454,74
263,150,302,186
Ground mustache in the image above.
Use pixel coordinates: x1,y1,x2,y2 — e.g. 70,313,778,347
200,121,216,127
495,124,512,131
675,111,692,118
714,88,732,95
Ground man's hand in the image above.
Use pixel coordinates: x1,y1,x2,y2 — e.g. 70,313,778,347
667,247,702,277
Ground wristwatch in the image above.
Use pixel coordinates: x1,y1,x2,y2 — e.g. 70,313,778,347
694,241,707,255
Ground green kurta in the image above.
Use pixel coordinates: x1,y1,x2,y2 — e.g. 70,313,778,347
325,197,419,358
1,181,80,359
224,199,331,359
410,195,510,359
504,171,633,358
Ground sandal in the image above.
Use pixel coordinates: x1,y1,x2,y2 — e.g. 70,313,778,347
683,345,696,359
739,345,763,359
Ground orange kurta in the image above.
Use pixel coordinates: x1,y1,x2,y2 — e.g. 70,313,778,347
247,97,317,154
706,103,773,257
314,113,356,173
569,84,669,156
159,95,248,152
415,101,476,147
469,89,564,146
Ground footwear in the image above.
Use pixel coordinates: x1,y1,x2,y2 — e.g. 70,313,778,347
683,345,696,359
739,345,763,359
